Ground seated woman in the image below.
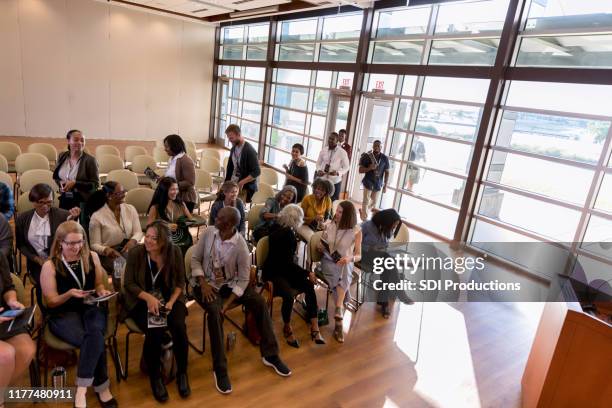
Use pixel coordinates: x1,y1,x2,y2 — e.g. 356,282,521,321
208,181,246,235
147,177,193,254
88,181,143,275
361,209,411,319
318,201,361,343
297,178,334,242
282,143,309,203
263,204,325,348
15,183,80,308
252,185,297,242
0,252,36,408
123,221,190,402
40,221,117,408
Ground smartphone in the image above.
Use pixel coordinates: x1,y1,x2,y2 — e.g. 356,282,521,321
0,309,24,318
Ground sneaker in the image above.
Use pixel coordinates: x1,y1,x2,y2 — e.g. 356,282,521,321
262,355,292,377
213,371,232,394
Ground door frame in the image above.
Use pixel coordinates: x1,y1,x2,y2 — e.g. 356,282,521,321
216,76,230,147
324,90,352,142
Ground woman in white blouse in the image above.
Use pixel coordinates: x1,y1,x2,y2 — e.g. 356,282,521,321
88,181,143,275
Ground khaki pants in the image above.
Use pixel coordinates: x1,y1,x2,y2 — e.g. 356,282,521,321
361,188,380,215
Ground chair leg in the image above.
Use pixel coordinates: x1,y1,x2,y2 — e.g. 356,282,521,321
29,358,41,387
123,332,131,380
108,336,123,383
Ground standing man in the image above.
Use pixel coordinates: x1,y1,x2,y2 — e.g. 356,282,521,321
224,124,261,203
358,140,390,221
315,133,350,202
338,129,352,161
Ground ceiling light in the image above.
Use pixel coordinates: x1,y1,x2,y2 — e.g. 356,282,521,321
229,5,279,18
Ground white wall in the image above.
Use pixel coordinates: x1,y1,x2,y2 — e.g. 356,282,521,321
0,0,215,142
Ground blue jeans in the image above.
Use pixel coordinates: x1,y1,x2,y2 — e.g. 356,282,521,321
48,306,109,390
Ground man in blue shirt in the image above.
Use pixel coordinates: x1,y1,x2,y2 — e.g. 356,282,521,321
358,140,389,221
0,182,15,220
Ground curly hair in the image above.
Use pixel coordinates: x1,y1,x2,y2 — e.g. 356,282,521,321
311,178,334,197
276,204,304,230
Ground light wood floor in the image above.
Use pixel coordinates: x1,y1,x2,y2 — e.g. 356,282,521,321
5,136,545,408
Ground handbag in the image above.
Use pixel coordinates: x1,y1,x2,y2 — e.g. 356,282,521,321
170,216,193,250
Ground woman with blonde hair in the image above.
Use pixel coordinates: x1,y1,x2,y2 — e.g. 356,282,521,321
40,221,116,408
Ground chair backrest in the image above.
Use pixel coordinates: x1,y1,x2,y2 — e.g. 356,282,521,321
15,153,50,174
251,182,274,204
332,200,342,215
96,145,121,158
107,169,139,191
10,273,25,304
223,156,229,170
17,191,60,212
124,146,148,163
194,169,213,192
260,167,279,188
200,149,221,162
0,154,7,173
247,205,265,233
98,154,125,174
153,146,169,164
391,222,410,244
131,155,157,174
125,187,154,215
27,143,58,164
184,140,197,153
0,142,22,162
199,157,221,174
0,172,13,191
256,236,269,269
186,146,199,164
19,169,56,193
308,231,323,264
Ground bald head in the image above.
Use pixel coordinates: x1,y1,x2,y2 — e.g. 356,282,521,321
216,206,240,232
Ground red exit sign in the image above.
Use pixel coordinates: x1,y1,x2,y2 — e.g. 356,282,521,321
375,80,385,90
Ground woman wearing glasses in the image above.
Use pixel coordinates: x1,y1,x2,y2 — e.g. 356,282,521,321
15,183,80,308
40,221,117,408
88,181,143,275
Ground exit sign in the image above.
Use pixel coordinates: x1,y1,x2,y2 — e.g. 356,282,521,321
342,78,351,86
375,80,385,90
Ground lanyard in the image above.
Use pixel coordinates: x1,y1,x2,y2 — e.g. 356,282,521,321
62,255,85,290
147,255,161,287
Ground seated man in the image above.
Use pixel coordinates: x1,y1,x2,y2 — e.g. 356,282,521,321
190,207,291,395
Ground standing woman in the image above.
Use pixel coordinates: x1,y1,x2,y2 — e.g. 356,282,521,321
147,177,193,254
0,253,36,408
208,181,246,235
40,221,117,408
163,135,197,213
318,201,361,343
88,181,143,275
53,129,99,212
123,221,190,402
283,144,309,203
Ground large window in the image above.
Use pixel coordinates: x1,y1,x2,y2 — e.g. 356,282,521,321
220,23,269,61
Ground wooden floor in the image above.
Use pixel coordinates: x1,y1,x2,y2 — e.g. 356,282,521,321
5,136,545,408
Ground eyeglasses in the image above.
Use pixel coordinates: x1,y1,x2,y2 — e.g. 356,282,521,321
63,240,84,247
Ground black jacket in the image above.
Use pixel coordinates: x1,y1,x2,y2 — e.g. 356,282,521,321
15,208,71,266
225,141,260,193
53,151,99,200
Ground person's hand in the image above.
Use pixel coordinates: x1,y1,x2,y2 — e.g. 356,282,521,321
336,256,351,266
169,223,178,232
237,179,246,190
63,180,76,191
283,164,289,171
103,247,122,259
200,282,216,303
262,212,277,221
146,294,162,315
308,271,317,284
315,215,324,223
315,170,324,178
329,171,339,176
68,207,81,220
68,288,89,298
165,300,175,312
382,185,387,194
122,239,137,254
7,300,25,310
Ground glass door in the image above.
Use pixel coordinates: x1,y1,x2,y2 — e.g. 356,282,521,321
217,77,230,147
349,96,393,203
325,92,351,140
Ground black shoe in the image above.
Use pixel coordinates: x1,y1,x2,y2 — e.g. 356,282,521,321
150,377,169,403
283,327,300,348
262,355,292,377
96,393,118,408
213,370,232,394
177,373,191,398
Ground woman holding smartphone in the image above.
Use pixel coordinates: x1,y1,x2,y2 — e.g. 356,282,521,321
40,221,117,408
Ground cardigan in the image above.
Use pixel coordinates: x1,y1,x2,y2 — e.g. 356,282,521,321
53,151,99,201
0,253,15,310
89,203,143,255
15,207,70,265
123,243,186,312
174,155,197,205
225,141,260,194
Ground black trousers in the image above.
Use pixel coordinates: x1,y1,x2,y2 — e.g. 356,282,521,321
194,285,279,375
185,201,195,213
130,300,189,379
272,271,318,323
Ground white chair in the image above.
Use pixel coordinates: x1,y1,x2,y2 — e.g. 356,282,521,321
98,154,125,175
124,146,148,165
251,182,275,205
332,199,342,215
260,167,279,190
15,153,50,174
17,192,59,213
27,143,58,168
200,149,221,162
0,142,21,173
0,172,13,193
194,169,216,214
186,146,199,167
130,155,157,185
153,146,169,167
125,188,155,230
199,157,223,183
391,223,410,244
107,170,139,191
0,154,8,173
246,204,265,241
96,145,121,159
19,169,56,195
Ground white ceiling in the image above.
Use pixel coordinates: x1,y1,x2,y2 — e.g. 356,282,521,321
122,0,377,20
